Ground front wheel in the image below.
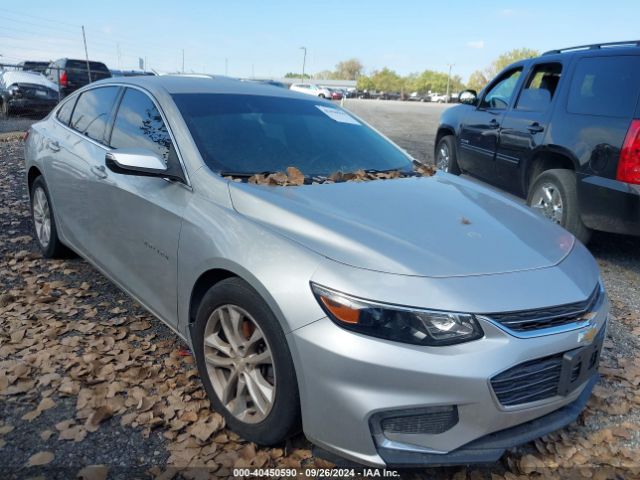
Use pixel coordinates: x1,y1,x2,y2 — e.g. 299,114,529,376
527,169,592,244
435,135,461,174
192,278,301,445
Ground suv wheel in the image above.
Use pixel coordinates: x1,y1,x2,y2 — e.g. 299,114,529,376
527,169,592,244
435,135,460,174
30,176,72,258
192,278,301,445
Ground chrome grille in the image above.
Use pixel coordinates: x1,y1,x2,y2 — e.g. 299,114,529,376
486,285,601,332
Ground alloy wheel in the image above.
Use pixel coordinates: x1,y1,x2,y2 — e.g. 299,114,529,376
436,142,450,172
203,304,276,423
531,182,563,224
32,187,51,247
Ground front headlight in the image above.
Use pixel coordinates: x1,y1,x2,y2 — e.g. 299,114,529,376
8,84,21,97
311,283,484,346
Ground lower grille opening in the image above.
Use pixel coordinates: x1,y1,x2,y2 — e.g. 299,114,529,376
371,405,459,439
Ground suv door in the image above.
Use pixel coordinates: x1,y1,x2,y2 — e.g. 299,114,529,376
458,68,523,180
87,87,191,327
495,62,564,194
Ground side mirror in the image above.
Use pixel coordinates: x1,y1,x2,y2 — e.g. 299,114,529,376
105,148,187,185
459,89,478,105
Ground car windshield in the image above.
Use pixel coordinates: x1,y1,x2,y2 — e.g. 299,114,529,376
172,93,412,176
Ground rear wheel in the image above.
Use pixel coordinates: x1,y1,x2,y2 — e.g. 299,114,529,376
192,278,301,445
435,135,460,174
527,169,592,244
30,176,72,258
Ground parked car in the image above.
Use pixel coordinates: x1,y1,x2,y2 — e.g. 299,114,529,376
44,58,111,97
430,93,449,103
324,87,343,100
0,70,59,117
17,61,50,74
289,82,332,98
25,76,607,468
408,91,430,102
436,40,640,243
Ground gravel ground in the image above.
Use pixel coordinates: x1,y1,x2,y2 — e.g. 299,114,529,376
0,113,45,134
1,101,640,479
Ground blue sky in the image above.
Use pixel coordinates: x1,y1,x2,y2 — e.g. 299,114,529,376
0,1,637,81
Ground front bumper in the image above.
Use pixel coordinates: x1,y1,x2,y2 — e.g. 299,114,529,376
578,174,640,236
288,296,608,467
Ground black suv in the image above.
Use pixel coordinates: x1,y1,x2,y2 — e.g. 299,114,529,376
44,58,111,97
435,41,640,243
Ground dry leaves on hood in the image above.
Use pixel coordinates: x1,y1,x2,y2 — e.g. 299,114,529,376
237,163,437,186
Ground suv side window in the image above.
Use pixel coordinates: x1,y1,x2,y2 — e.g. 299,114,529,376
480,68,522,110
56,97,77,125
109,88,173,163
516,63,562,111
69,86,119,143
567,56,640,118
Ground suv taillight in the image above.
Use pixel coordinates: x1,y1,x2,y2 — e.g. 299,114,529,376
617,119,640,185
59,70,68,88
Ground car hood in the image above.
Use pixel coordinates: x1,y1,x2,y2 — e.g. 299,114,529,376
0,71,59,91
228,173,575,277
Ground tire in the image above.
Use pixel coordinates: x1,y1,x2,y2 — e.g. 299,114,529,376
30,176,72,258
527,169,592,244
435,135,461,175
192,277,301,445
318,94,325,99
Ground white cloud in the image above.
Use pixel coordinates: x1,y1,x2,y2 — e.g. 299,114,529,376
500,8,516,16
467,40,485,49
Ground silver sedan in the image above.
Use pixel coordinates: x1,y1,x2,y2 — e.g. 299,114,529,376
24,75,608,468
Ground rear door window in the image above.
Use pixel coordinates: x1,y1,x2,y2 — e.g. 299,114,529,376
56,97,77,125
69,86,119,143
567,56,640,118
516,63,562,111
109,88,173,163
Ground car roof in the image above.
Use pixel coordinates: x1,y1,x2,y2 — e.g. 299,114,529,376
92,75,320,101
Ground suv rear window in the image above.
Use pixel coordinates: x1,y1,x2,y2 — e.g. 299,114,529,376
567,56,640,118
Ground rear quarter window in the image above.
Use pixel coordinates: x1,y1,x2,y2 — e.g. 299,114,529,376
567,56,640,118
56,97,77,125
69,86,119,143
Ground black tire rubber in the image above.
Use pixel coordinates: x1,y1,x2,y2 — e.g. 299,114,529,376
30,176,73,258
527,169,592,244
192,277,301,445
435,135,461,175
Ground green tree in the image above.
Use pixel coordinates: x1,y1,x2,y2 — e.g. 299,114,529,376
466,70,489,92
284,72,311,79
334,58,363,80
370,68,403,92
486,48,539,78
356,75,374,91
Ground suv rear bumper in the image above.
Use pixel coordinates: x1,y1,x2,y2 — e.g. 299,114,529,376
578,175,640,236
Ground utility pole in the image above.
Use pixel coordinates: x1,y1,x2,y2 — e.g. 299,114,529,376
445,63,454,103
225,57,228,76
300,46,307,83
81,26,92,83
182,49,185,73
251,63,255,78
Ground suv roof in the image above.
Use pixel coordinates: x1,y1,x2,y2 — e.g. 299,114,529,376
542,40,640,55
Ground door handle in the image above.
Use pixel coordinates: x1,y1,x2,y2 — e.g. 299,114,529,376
528,122,545,134
47,140,60,152
90,165,108,179
488,118,500,129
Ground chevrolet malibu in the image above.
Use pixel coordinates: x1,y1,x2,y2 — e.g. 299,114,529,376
24,76,608,468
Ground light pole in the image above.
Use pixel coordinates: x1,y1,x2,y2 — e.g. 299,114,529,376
300,47,307,83
445,63,454,103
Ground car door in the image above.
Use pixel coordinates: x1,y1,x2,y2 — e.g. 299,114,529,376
457,67,524,181
495,62,564,195
85,86,191,327
43,86,121,251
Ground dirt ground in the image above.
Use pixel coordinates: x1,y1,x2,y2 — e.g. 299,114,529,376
1,101,640,479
